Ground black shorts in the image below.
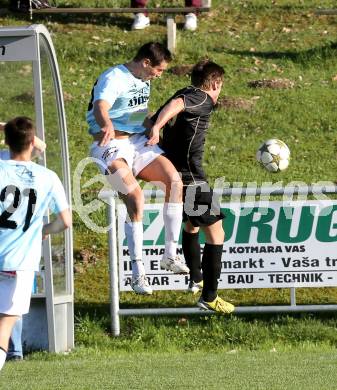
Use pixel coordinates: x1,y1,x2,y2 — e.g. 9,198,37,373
183,183,225,227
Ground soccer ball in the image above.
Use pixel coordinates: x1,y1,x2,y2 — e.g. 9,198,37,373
256,139,290,172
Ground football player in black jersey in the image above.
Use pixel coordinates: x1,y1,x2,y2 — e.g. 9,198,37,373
146,60,234,314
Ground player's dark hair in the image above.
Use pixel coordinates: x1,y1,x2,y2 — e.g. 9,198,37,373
134,42,172,66
191,60,224,89
4,116,35,153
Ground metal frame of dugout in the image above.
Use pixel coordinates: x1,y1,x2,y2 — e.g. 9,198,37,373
100,184,337,336
0,25,74,352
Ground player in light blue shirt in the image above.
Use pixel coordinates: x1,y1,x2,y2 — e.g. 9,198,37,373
87,42,189,296
0,159,68,271
86,64,150,135
0,117,71,371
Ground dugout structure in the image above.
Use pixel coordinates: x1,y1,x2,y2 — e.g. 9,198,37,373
0,25,73,352
101,185,337,336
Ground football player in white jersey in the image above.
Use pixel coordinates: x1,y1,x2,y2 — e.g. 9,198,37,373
0,117,71,371
87,42,189,295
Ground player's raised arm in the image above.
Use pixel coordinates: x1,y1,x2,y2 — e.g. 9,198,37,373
1,121,45,156
146,97,185,146
31,135,46,158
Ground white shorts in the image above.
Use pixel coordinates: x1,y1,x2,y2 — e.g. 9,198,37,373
0,270,35,316
90,133,163,177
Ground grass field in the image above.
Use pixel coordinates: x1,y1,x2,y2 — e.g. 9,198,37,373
2,0,337,387
2,350,337,389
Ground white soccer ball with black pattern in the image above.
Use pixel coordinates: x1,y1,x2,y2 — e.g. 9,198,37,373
256,139,290,172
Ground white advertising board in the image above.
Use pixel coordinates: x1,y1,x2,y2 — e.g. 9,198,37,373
118,200,337,291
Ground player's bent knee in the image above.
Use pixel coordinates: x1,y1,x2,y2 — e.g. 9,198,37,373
127,187,144,209
165,172,183,200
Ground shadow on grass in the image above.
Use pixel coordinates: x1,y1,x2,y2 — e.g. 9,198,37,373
74,300,337,324
75,302,110,319
6,10,131,29
72,301,337,352
1,8,170,30
220,41,337,65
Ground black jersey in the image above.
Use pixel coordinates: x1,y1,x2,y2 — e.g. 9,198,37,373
153,86,214,185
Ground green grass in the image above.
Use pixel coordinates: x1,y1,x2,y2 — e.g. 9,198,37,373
2,350,337,389
2,0,337,383
73,310,337,352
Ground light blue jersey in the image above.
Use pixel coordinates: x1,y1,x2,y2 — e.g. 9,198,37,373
0,160,68,271
86,64,150,134
0,150,10,160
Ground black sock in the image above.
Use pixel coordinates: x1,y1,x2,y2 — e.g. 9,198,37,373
182,230,202,283
201,243,223,302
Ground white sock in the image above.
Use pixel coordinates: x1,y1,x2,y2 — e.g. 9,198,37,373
125,221,145,278
131,260,146,279
125,221,143,259
0,348,7,370
163,202,183,259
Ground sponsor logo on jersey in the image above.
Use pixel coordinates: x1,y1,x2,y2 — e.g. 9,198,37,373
128,95,149,107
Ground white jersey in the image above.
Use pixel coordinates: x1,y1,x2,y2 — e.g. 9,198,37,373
86,64,150,134
0,160,68,271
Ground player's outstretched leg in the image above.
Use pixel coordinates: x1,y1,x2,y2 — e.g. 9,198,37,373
137,155,189,274
124,220,152,295
182,229,203,294
107,160,152,295
160,202,189,274
0,314,20,371
196,221,234,314
197,243,234,314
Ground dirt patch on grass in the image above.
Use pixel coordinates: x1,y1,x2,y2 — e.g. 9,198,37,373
237,67,260,74
218,96,259,111
169,65,193,76
248,78,295,89
63,91,74,102
12,91,34,102
74,248,99,273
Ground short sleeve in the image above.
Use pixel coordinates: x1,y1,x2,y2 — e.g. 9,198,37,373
177,89,213,116
49,173,69,214
94,70,120,106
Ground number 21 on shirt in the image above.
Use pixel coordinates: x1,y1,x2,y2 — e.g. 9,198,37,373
0,185,37,232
